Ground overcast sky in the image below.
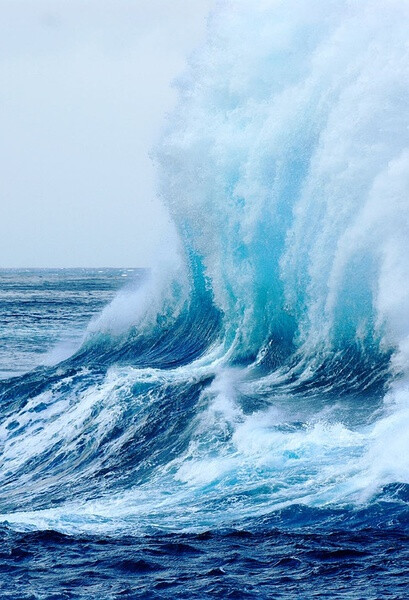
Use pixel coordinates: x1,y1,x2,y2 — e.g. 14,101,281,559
0,0,212,267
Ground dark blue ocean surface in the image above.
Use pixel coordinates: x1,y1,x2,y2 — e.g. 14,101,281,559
0,508,409,599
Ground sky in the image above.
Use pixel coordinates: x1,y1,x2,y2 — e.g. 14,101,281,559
0,0,212,267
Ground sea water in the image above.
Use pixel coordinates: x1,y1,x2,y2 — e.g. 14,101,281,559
1,0,409,597
0,263,407,599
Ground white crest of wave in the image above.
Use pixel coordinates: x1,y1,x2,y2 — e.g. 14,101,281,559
157,0,409,366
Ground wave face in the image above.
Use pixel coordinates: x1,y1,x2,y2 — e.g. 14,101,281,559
1,0,409,542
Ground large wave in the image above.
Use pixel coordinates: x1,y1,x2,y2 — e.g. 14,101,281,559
1,0,409,535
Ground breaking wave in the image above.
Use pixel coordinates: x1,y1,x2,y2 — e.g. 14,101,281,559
1,0,409,536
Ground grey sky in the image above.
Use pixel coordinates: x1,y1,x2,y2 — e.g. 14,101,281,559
0,0,211,267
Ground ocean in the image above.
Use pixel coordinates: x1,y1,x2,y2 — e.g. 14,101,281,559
2,0,409,597
0,264,407,599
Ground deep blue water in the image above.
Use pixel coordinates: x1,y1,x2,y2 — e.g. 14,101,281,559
1,519,409,599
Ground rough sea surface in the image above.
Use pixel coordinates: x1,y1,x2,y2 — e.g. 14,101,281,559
3,0,409,597
0,270,408,599
0,269,141,379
